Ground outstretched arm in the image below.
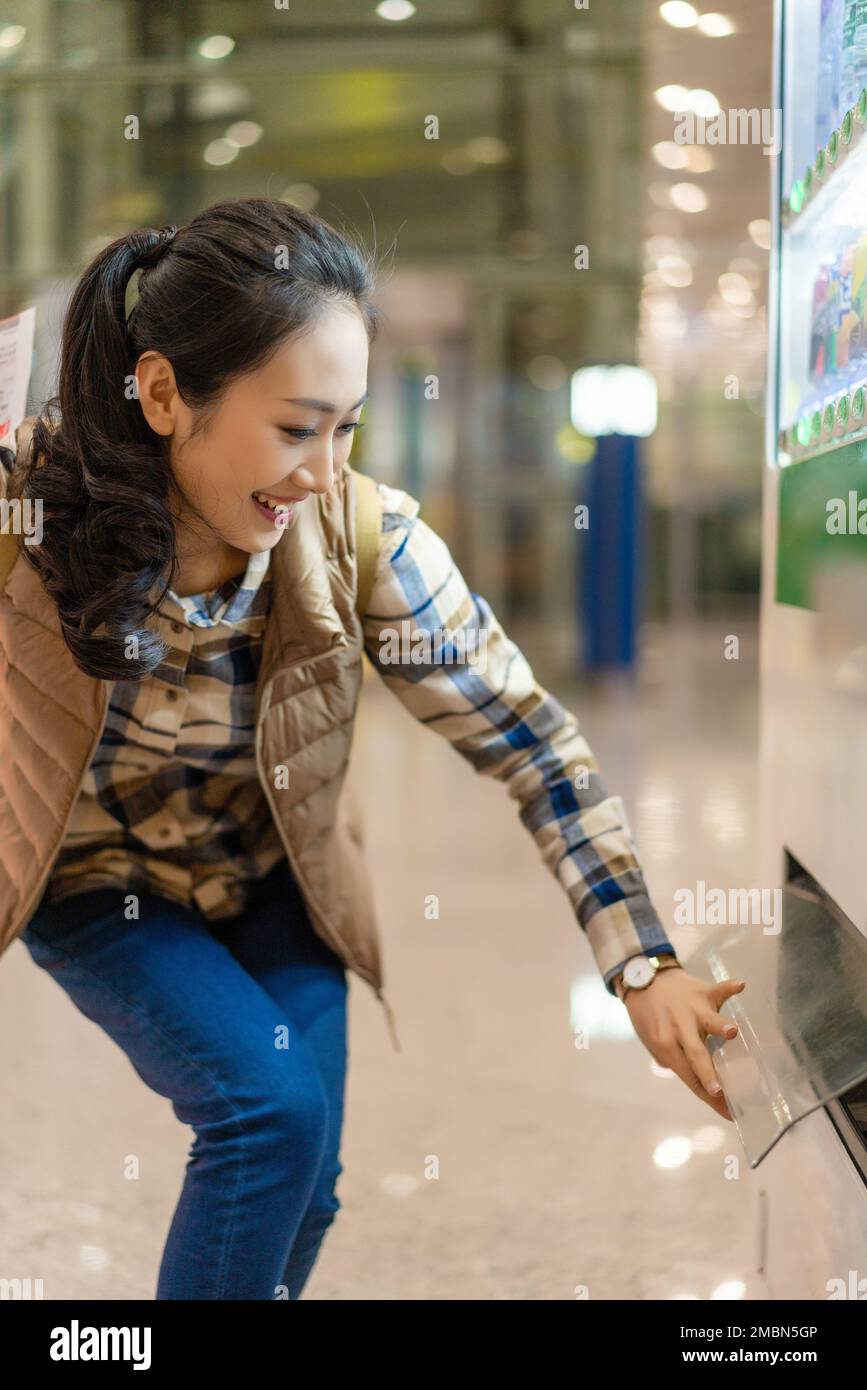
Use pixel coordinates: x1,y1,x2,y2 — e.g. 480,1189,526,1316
359,479,744,1120
359,480,673,989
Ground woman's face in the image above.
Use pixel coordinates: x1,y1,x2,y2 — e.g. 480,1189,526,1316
135,298,370,592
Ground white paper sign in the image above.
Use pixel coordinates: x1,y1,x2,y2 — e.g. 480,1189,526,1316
0,306,36,447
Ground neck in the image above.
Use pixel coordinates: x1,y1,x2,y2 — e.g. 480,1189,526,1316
171,540,250,597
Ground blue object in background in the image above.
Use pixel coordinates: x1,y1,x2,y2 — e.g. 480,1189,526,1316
580,432,644,670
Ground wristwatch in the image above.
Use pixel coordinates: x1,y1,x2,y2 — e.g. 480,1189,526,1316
613,952,682,1002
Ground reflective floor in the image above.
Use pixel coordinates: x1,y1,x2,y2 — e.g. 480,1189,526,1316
0,615,770,1300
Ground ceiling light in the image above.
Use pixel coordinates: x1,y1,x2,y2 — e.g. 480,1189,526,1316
687,87,721,117
571,365,658,437
659,2,698,27
464,135,510,164
198,35,235,60
188,81,250,120
0,24,26,48
643,296,683,316
719,271,753,304
281,183,320,210
203,138,239,166
655,84,691,111
697,12,735,37
670,182,708,212
707,294,754,326
653,141,689,170
748,218,771,250
376,1,416,19
657,254,693,287
225,121,262,147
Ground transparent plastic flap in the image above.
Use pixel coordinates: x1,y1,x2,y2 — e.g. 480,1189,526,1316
684,880,867,1167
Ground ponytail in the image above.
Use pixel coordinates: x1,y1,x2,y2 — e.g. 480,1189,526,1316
19,228,181,680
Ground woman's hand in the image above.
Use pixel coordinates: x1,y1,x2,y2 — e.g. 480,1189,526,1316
623,969,746,1121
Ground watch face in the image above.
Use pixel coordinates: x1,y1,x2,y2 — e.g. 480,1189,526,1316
624,955,655,989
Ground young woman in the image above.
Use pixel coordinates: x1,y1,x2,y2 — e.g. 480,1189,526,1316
0,197,745,1300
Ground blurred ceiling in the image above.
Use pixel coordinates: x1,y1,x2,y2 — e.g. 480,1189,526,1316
1,0,776,393
639,0,774,396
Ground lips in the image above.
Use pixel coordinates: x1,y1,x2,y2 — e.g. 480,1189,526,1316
252,490,297,513
251,495,296,531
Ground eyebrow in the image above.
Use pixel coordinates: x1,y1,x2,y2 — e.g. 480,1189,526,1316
281,391,369,414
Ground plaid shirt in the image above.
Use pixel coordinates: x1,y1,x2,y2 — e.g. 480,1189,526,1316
49,477,674,993
47,547,287,919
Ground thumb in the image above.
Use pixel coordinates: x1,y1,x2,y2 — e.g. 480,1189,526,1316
712,979,746,1008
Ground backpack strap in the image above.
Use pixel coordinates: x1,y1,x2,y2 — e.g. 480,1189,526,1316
0,531,22,591
353,469,382,620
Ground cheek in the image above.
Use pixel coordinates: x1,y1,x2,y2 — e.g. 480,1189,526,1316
175,450,242,517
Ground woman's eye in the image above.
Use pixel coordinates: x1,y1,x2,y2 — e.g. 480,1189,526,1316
280,422,364,440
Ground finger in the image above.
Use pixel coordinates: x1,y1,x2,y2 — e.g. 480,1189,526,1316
679,1029,725,1100
658,1044,733,1121
712,979,746,1009
710,1091,734,1122
701,1011,739,1040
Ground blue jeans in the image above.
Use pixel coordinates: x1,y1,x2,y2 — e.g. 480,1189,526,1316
19,859,348,1300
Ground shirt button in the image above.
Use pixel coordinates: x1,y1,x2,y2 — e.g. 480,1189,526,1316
170,621,183,634
165,689,179,702
158,826,172,838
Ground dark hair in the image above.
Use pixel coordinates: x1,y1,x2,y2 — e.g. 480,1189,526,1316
12,197,382,681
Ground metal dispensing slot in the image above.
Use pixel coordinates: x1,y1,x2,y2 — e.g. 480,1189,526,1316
826,1076,867,1185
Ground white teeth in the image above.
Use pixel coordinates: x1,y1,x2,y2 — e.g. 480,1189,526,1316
253,492,290,513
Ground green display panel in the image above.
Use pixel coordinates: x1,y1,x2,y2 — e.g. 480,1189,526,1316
776,438,867,609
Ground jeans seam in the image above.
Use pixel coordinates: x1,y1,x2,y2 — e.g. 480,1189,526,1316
25,931,251,1299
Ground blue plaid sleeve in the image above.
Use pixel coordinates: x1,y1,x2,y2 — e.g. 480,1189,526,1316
360,481,677,994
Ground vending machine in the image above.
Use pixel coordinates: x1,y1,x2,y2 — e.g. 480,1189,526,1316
749,0,867,1298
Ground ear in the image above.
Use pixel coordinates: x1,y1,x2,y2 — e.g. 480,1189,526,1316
134,351,178,437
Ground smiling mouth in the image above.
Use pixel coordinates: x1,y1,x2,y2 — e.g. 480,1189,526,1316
251,491,300,514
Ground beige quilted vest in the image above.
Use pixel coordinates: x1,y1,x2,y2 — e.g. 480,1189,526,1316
0,438,402,1051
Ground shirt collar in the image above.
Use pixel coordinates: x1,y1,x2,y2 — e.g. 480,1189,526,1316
163,547,272,628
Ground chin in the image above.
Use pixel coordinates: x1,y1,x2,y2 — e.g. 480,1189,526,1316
249,522,288,547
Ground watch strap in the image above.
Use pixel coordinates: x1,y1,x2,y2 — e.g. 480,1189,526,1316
614,952,682,1002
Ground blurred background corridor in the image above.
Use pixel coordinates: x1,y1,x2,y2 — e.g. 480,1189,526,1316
4,0,858,1304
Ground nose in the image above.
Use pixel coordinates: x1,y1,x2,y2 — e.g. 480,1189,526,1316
290,445,335,497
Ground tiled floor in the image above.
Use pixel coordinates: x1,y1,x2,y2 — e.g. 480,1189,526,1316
0,615,771,1300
